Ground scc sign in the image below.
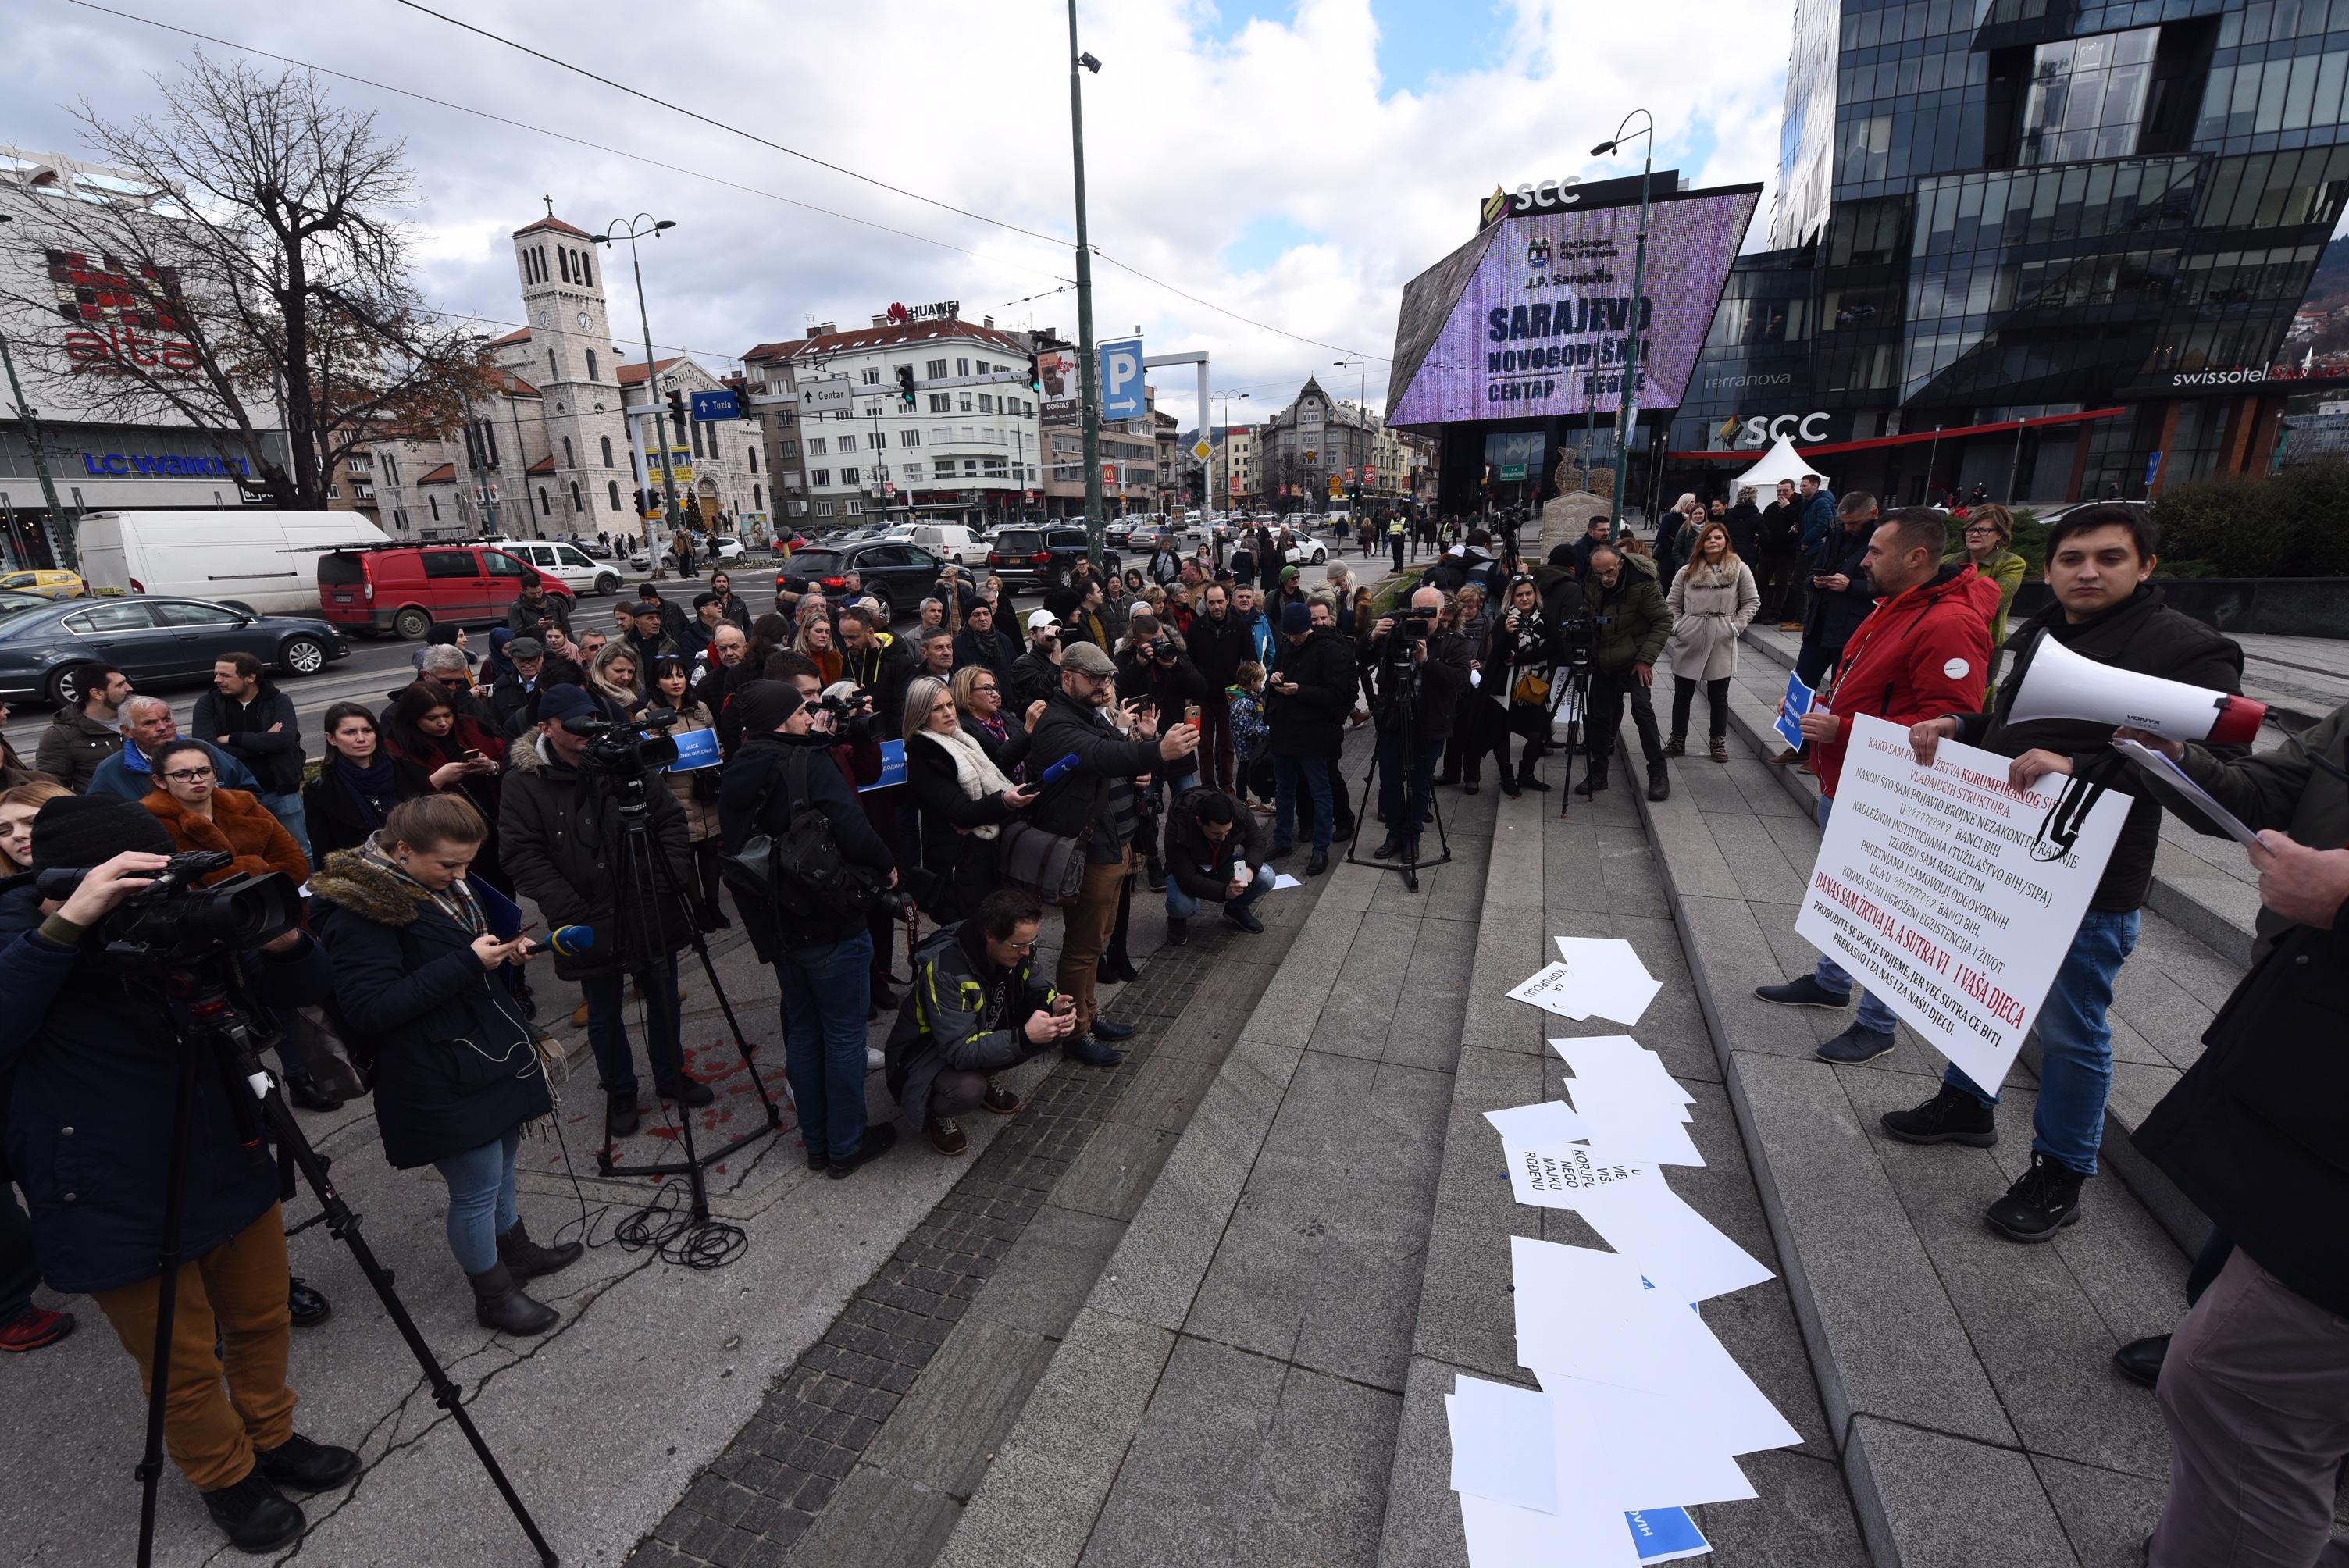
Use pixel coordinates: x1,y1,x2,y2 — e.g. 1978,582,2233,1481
1732,411,1831,447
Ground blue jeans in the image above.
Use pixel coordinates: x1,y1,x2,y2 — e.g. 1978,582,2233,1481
259,791,308,868
432,1130,521,1274
584,956,684,1096
776,930,874,1161
1376,732,1445,846
1944,906,2140,1175
1271,755,1334,853
1809,796,1902,1036
1165,864,1274,921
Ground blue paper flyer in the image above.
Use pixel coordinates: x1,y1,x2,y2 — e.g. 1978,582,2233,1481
667,726,721,772
1773,669,1815,752
1627,1506,1711,1562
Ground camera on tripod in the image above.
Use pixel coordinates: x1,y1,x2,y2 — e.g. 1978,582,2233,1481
37,850,301,968
565,707,683,777
1381,604,1438,661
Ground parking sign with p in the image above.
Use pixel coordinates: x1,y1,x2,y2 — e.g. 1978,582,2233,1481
1099,337,1146,420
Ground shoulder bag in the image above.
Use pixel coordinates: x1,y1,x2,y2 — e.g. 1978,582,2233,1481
996,772,1107,907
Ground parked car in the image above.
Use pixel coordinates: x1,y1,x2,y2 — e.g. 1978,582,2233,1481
0,568,87,600
315,543,576,640
985,526,1123,590
490,537,626,597
0,594,350,707
893,522,982,565
708,535,747,562
775,540,950,622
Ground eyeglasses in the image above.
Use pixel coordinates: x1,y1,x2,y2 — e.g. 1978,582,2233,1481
162,766,216,782
1000,938,1038,953
971,682,999,694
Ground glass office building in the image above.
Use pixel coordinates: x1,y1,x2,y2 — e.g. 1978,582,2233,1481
1669,0,2349,504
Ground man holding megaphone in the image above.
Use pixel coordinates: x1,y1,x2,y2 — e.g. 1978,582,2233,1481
1896,504,2247,1244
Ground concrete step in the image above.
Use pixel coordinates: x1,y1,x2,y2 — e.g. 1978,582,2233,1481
1731,624,2262,971
1374,766,1869,1566
1630,699,2199,1566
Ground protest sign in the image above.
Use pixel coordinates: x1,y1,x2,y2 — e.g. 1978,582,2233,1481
1795,714,2126,1092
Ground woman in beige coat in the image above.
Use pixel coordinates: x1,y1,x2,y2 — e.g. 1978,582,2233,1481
1664,520,1761,763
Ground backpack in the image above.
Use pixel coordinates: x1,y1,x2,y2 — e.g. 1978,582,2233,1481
721,749,864,921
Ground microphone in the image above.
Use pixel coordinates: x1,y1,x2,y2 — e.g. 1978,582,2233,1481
1039,753,1082,786
548,925,597,957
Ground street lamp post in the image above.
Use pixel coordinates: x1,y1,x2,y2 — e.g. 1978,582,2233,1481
1332,356,1368,508
1214,390,1249,514
1592,111,1654,542
1067,3,1106,573
593,214,678,575
0,213,78,569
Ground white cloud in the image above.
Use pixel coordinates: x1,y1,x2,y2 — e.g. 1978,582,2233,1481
5,0,1793,431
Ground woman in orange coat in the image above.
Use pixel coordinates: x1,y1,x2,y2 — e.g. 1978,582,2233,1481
142,738,310,885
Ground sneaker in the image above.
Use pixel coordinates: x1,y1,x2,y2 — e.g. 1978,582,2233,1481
1880,1085,1998,1147
982,1081,1022,1115
1090,1016,1136,1041
928,1114,969,1156
656,1075,715,1108
287,1277,331,1330
1224,903,1265,934
1986,1151,2087,1243
254,1432,360,1492
1662,735,1687,758
0,1306,75,1354
605,1090,640,1140
866,1046,886,1072
2112,1334,2169,1389
1063,1034,1124,1067
1306,850,1328,876
825,1124,900,1180
1754,975,1852,1009
1709,736,1731,764
1165,915,1189,946
1815,1023,1897,1064
1465,780,1483,796
202,1470,305,1553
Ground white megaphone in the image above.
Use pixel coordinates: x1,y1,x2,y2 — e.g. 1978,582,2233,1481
2007,629,2265,745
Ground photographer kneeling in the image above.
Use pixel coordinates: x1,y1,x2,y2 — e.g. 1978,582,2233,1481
0,796,355,1552
500,684,711,1143
720,681,902,1178
1163,785,1274,944
885,889,1075,1156
312,796,581,1337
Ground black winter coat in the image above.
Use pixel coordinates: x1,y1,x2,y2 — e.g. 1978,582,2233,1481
953,625,1019,682
302,754,436,868
1164,787,1268,902
498,733,697,979
311,851,549,1168
1957,585,2245,912
1266,628,1354,757
1364,625,1476,743
1114,645,1209,725
1007,647,1062,719
1188,610,1256,690
0,885,333,1293
1025,691,1160,846
1723,504,1763,563
718,733,896,956
192,682,305,795
1802,522,1878,655
904,729,1018,924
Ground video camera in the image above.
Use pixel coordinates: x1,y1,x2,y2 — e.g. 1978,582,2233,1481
821,685,883,743
1381,604,1439,660
37,850,301,969
565,707,683,778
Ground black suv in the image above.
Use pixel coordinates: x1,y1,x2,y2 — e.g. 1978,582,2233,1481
986,526,1122,590
774,540,946,623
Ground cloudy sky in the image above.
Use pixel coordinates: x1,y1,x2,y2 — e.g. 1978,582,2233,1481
8,0,1793,433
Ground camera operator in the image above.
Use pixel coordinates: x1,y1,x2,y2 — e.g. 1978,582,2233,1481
1029,642,1199,1062
1576,544,1675,803
0,798,355,1552
312,796,579,1336
2108,703,2349,1566
720,680,901,1177
884,888,1073,1157
1362,586,1473,863
498,684,712,1142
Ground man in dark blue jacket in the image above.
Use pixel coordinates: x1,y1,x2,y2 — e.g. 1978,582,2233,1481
1,796,354,1553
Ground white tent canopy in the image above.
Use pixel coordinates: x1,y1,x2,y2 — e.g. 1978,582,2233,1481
1727,434,1828,499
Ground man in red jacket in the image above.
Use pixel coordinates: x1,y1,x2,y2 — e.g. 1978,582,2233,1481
1754,507,1998,1063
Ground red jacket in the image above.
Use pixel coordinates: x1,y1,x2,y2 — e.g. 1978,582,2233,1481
1814,565,1999,800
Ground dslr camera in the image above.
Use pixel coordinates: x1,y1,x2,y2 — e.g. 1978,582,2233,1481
565,707,683,778
37,850,301,968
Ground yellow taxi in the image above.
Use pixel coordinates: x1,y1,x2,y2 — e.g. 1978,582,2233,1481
0,568,86,600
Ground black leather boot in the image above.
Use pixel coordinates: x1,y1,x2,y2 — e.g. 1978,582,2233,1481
469,1261,558,1335
496,1219,583,1281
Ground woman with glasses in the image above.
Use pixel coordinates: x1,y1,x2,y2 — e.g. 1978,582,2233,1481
903,675,1038,924
950,665,1035,775
143,739,311,886
1945,504,2026,700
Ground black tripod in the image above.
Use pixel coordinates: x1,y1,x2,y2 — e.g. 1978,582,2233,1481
1345,634,1451,893
1553,650,1596,816
590,768,782,1226
137,975,557,1568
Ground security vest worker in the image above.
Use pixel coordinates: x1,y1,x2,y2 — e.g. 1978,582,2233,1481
1388,514,1408,570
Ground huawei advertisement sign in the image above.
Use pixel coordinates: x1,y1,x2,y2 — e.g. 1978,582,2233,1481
1388,188,1757,426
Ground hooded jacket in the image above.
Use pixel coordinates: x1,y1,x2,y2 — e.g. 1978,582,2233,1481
1584,553,1673,676
1811,564,2000,800
310,849,549,1168
883,919,1057,1135
498,730,697,978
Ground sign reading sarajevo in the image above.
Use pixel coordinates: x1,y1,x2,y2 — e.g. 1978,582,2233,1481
1795,715,2127,1092
1388,189,1757,425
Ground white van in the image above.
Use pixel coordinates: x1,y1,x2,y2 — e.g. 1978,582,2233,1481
77,509,388,617
491,538,626,597
900,522,981,565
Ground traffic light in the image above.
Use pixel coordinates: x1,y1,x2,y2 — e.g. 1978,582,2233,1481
896,365,917,408
665,386,689,433
1027,351,1042,394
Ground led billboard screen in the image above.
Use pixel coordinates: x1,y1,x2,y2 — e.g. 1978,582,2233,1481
1387,187,1758,426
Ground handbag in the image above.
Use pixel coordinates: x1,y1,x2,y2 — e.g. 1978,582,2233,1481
1512,667,1552,707
996,773,1108,907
